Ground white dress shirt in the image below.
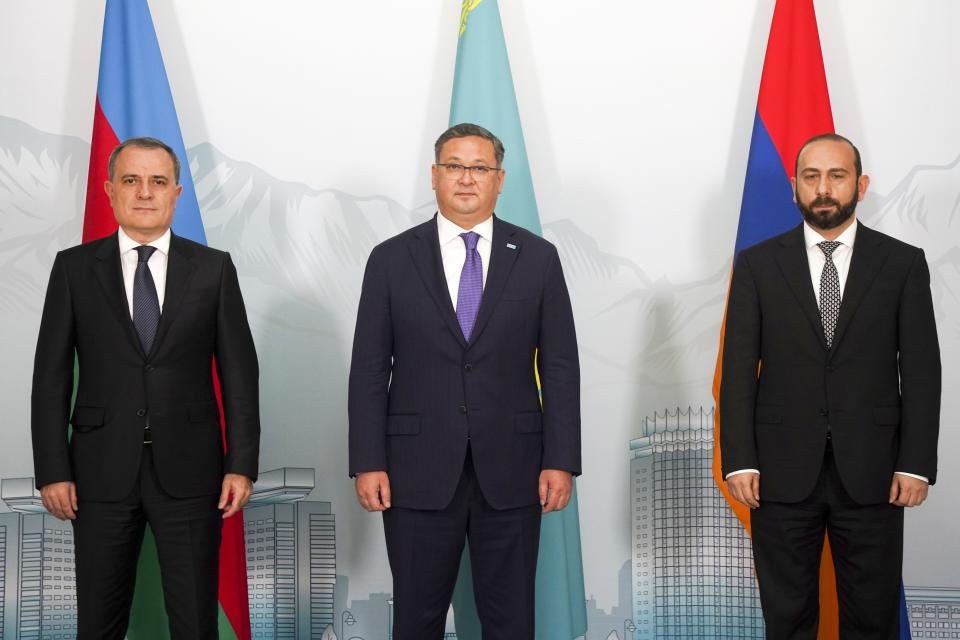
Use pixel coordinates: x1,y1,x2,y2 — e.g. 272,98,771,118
727,218,926,483
805,218,856,305
437,212,493,308
118,226,170,318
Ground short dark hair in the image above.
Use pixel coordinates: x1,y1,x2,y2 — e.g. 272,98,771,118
795,133,862,178
108,137,182,184
434,123,505,167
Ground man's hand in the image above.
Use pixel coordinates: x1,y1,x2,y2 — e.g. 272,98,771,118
539,469,573,513
41,481,78,520
889,473,928,507
356,471,392,512
219,473,253,519
726,472,760,509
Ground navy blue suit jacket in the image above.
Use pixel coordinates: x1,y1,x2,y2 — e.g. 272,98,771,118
348,214,581,510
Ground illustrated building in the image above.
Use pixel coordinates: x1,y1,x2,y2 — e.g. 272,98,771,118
244,467,337,639
0,478,77,640
1,468,335,640
905,586,960,639
629,407,763,639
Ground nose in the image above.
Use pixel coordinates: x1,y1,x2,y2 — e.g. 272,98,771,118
458,168,476,185
816,175,831,197
136,180,152,199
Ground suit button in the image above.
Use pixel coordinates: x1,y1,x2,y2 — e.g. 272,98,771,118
819,409,828,417
459,405,467,414
137,409,146,417
145,364,155,372
464,363,473,372
825,365,835,372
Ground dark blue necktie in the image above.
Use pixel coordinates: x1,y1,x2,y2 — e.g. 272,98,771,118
133,245,161,354
456,231,483,342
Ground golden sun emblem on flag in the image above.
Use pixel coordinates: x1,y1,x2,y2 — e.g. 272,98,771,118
459,0,483,36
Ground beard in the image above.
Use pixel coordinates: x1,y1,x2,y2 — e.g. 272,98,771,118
796,189,858,231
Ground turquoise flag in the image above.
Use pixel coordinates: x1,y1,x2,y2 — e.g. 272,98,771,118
448,1,587,638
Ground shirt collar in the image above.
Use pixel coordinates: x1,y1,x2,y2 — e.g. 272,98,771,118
118,226,171,256
803,217,857,251
436,212,494,246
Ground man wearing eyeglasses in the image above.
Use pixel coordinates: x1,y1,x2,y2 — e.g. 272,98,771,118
348,123,581,639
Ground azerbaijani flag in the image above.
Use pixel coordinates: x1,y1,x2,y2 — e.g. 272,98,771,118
82,1,250,637
709,1,916,638
446,2,587,639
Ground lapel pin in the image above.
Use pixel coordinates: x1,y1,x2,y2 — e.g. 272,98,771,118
506,243,517,250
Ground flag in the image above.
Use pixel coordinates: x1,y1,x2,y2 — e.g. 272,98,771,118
82,1,250,638
447,2,587,639
709,1,913,638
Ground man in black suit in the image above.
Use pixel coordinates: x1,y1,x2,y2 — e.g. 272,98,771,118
720,134,940,639
348,123,581,639
31,137,260,639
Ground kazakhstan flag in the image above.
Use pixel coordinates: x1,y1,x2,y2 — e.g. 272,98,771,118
448,1,588,638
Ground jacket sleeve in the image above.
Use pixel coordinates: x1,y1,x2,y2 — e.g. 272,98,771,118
214,253,261,481
347,244,393,477
719,250,762,477
538,246,582,475
31,252,77,489
895,249,941,483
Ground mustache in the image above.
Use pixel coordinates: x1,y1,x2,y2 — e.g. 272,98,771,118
810,196,841,208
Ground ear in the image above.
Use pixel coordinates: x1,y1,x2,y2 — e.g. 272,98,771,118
789,177,797,203
431,163,439,191
496,168,505,194
857,174,870,202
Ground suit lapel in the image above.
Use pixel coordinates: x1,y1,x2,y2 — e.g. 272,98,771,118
149,233,198,359
774,225,827,349
469,215,520,347
830,223,888,355
408,216,467,348
93,233,145,357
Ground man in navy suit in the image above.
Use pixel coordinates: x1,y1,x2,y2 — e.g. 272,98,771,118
348,123,581,639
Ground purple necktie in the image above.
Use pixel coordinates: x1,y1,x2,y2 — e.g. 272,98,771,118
456,231,483,341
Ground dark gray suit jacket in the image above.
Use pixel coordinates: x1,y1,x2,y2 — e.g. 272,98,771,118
31,232,260,501
720,223,940,504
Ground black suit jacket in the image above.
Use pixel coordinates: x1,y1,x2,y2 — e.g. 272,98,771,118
348,214,581,511
31,232,260,501
719,223,940,505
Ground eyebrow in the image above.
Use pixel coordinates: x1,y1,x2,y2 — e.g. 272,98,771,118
801,167,849,174
121,174,170,180
440,156,495,165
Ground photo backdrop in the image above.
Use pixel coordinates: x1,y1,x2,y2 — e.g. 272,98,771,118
1,2,958,638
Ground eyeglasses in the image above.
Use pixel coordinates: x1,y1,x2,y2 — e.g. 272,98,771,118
435,163,501,181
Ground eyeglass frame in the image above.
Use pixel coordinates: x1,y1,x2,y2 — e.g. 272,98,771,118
433,162,503,181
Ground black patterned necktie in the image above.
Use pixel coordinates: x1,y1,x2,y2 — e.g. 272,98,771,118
133,245,161,354
817,241,842,348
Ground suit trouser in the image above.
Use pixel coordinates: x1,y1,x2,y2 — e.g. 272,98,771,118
72,445,222,640
383,447,542,640
751,442,904,640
